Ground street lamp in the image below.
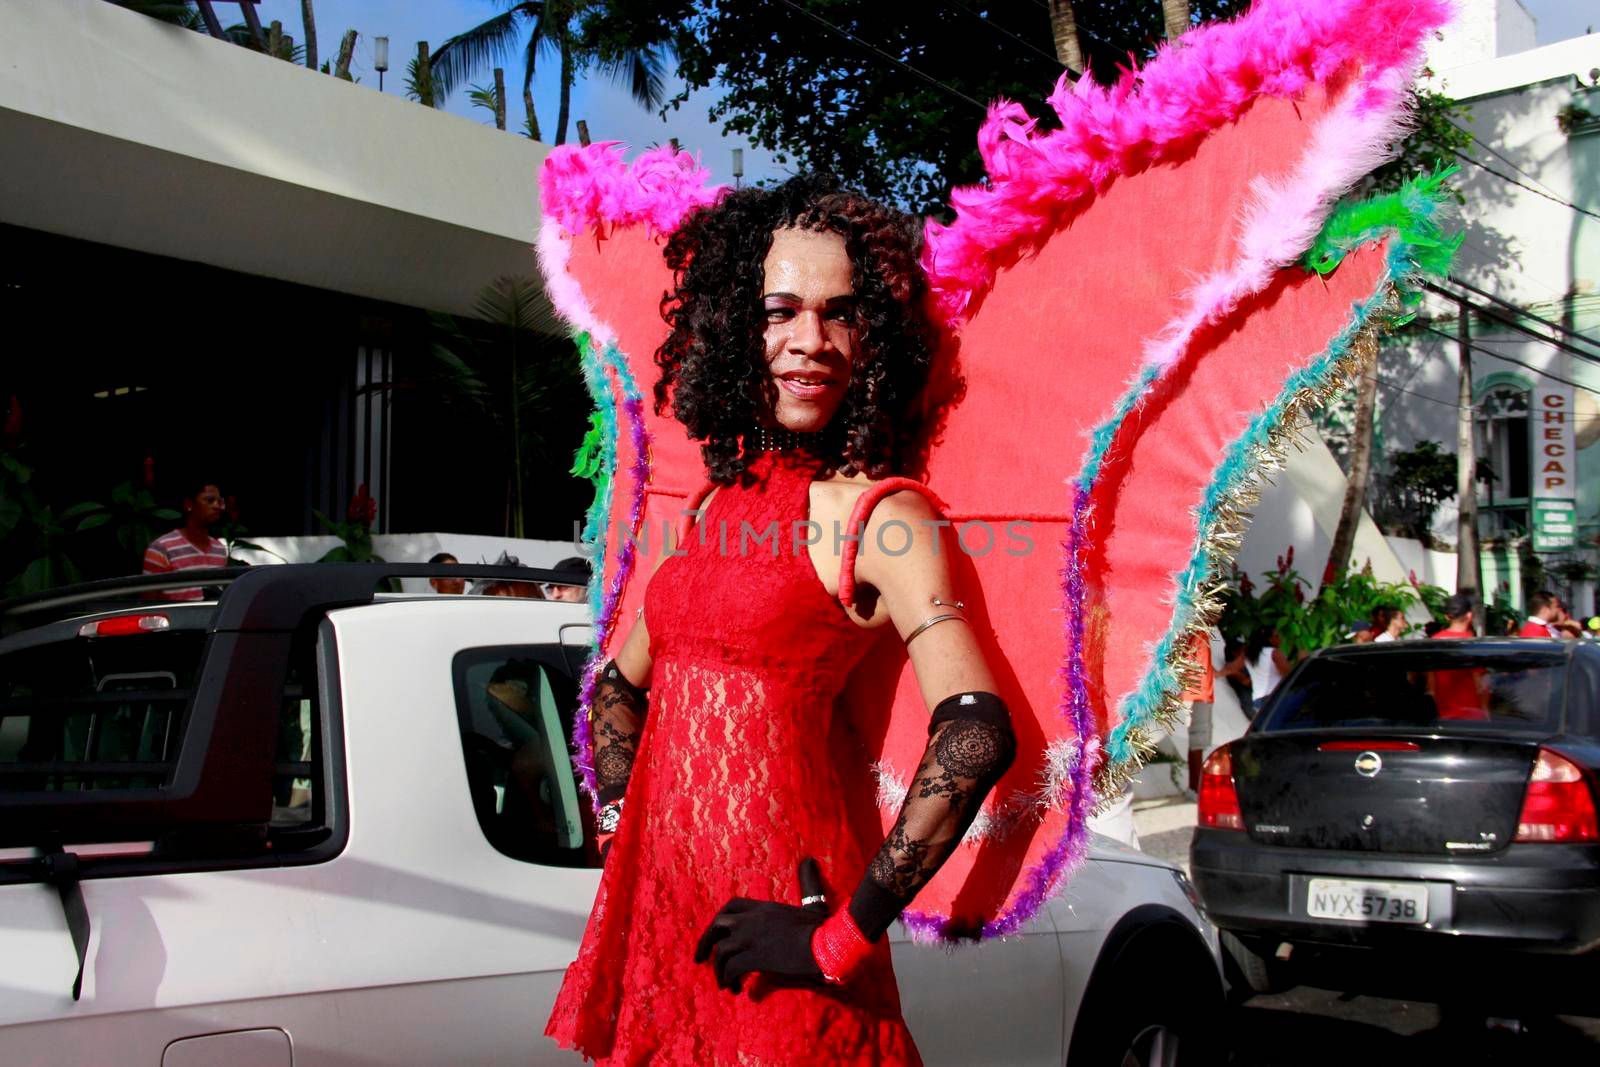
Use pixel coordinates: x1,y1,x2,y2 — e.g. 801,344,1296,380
374,36,389,92
732,148,744,190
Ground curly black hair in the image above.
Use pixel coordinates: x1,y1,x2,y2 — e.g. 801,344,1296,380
655,173,935,485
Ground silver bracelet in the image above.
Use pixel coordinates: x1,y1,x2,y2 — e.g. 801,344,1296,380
904,613,966,646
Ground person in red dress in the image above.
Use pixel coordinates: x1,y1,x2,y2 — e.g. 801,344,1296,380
545,177,1015,1065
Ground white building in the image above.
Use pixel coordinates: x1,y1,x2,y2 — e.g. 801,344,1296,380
0,0,583,548
1380,3,1600,616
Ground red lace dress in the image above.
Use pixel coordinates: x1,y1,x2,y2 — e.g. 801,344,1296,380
546,451,922,1066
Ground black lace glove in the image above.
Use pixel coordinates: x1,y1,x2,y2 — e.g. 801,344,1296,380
593,659,648,806
694,858,830,993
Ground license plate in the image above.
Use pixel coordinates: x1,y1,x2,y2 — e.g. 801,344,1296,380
1306,878,1427,924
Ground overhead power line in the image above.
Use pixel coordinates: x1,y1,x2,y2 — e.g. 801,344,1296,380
940,0,1071,72
1450,149,1600,223
1445,275,1600,356
1447,120,1567,201
1426,282,1600,367
1422,325,1599,394
771,0,988,113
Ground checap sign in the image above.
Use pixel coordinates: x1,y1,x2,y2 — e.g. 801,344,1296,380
1532,385,1576,552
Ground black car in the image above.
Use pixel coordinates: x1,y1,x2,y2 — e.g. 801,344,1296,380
1191,638,1600,1014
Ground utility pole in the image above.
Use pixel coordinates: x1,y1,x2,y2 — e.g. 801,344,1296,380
1456,297,1484,632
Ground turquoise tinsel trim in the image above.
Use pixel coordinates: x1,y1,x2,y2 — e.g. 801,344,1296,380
573,332,617,622
1101,179,1457,767
571,338,646,624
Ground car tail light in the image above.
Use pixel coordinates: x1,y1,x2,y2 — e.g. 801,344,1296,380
1198,743,1243,831
78,613,170,638
1515,749,1599,844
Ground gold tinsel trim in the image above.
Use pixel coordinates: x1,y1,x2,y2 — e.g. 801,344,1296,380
1087,288,1396,811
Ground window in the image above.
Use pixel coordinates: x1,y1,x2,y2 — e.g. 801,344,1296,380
452,645,592,867
1477,385,1531,503
1,629,204,793
1262,648,1569,733
0,609,337,867
1568,652,1600,740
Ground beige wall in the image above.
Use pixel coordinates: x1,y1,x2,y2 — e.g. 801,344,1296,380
0,0,552,318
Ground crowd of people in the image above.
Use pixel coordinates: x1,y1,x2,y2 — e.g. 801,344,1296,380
426,551,591,601
136,478,593,601
1178,586,1599,783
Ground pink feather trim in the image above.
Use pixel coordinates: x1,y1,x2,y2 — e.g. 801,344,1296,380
921,0,1452,326
1137,67,1411,374
535,223,610,346
538,141,726,238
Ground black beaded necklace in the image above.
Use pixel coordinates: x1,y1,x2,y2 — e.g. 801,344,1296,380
747,426,838,456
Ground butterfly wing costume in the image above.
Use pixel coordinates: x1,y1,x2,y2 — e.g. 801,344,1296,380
537,0,1456,954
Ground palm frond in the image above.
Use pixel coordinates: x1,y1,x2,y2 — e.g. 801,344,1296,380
594,42,669,111
429,3,541,102
473,276,560,336
521,18,558,93
104,0,199,25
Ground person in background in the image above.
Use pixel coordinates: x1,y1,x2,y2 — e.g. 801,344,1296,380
545,556,591,603
1245,627,1292,716
143,478,228,601
1518,591,1562,638
1371,607,1407,642
429,552,466,595
1551,597,1584,640
1219,638,1252,711
472,551,545,599
1182,628,1224,796
1429,593,1486,720
1346,619,1375,644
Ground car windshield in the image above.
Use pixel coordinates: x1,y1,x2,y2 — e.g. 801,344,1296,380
1260,646,1569,734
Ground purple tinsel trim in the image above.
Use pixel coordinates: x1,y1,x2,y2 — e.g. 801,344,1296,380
573,371,653,802
900,482,1100,942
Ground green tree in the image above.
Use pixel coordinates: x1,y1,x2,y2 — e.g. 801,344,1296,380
430,0,677,145
420,278,584,539
672,1,1249,215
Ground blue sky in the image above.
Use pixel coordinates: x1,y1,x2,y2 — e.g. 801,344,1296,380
252,0,1595,191
1521,1,1594,45
251,0,787,186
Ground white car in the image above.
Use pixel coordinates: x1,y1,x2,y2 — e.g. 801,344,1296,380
0,565,1221,1066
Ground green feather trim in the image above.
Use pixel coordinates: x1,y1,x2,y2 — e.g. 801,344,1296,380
571,412,605,482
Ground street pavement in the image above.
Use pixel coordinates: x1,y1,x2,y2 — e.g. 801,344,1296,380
1130,798,1600,1064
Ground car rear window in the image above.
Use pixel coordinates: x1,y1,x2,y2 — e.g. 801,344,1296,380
0,627,206,792
1,613,316,828
1260,647,1569,734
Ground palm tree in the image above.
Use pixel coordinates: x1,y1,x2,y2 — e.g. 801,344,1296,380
419,278,583,539
1161,0,1190,40
429,1,670,146
1047,0,1086,76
